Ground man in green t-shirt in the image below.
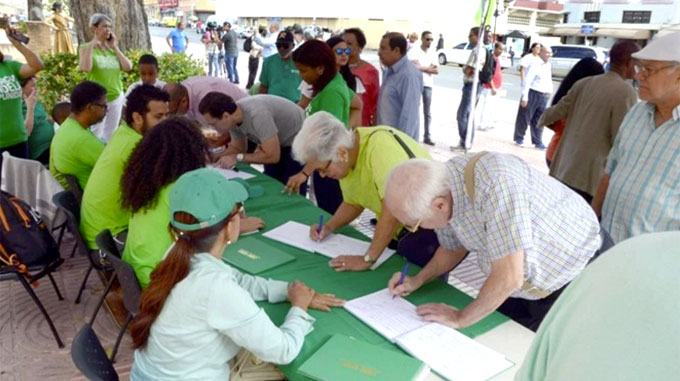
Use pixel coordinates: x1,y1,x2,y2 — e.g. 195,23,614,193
50,81,108,191
258,31,301,103
80,85,170,249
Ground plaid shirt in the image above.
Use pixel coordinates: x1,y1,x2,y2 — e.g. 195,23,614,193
435,153,601,300
603,102,680,244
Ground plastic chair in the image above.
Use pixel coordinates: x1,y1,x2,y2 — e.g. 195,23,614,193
63,174,83,206
97,229,141,362
88,229,123,326
71,323,119,381
52,191,112,304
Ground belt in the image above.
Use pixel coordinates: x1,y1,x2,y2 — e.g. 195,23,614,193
529,89,548,96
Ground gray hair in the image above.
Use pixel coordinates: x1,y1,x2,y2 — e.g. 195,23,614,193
89,13,112,27
384,159,450,222
292,111,354,164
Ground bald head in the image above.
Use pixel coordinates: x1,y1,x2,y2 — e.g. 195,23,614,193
163,82,189,115
539,45,552,63
610,40,641,66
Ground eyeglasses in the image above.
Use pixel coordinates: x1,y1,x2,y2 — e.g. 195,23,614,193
335,47,351,55
403,217,423,233
91,103,108,111
317,160,332,175
424,38,433,41
634,63,677,77
276,42,290,49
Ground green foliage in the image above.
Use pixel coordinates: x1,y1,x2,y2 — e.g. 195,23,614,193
36,50,205,113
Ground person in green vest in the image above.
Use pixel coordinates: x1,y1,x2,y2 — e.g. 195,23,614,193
291,111,435,272
20,77,54,165
79,13,132,143
80,85,170,250
0,25,44,169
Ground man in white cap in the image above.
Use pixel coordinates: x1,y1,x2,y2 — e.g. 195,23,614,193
592,32,680,244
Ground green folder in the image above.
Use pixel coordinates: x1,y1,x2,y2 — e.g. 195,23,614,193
222,237,296,274
298,334,429,381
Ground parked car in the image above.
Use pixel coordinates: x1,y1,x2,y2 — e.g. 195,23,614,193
160,17,178,28
550,44,608,78
436,42,511,69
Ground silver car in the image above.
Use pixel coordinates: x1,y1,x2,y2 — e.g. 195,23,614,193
550,45,608,78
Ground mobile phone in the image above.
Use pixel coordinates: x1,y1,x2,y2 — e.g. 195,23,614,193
107,33,113,41
0,17,30,44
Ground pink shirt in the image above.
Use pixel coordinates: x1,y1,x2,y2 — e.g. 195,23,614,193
182,76,248,126
483,56,502,90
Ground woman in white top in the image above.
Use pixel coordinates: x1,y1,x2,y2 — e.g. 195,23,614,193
130,168,344,380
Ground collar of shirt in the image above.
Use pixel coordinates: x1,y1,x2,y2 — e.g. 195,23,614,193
386,55,411,77
643,101,680,124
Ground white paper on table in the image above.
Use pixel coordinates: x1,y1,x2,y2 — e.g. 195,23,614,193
262,221,396,270
209,166,256,180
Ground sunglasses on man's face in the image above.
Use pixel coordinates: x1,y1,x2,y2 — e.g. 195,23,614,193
335,47,351,55
276,42,290,49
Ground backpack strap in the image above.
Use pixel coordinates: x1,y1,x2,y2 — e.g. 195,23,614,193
463,151,489,203
367,128,416,159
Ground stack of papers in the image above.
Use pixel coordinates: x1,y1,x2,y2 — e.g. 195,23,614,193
210,166,256,180
262,221,396,270
344,289,514,381
222,237,295,274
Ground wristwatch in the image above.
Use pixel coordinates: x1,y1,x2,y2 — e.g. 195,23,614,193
363,254,376,264
236,153,245,162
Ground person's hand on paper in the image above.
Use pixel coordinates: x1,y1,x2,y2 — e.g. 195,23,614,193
388,272,423,297
240,216,265,234
309,292,346,312
416,303,465,329
282,172,307,195
309,223,333,241
329,255,371,272
216,154,238,169
288,281,315,311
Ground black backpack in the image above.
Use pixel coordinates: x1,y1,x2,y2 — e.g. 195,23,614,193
243,37,252,53
0,191,60,273
479,48,496,85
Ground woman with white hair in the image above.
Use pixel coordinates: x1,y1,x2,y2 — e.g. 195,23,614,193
79,13,132,142
292,111,438,271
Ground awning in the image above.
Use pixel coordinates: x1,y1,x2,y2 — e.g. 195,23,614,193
595,28,651,39
505,30,529,39
550,27,582,36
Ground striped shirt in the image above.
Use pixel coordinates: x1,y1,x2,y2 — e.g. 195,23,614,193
435,153,601,300
602,102,680,244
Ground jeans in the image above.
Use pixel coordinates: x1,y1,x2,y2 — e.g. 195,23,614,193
456,82,483,146
263,147,307,196
90,93,125,143
247,56,259,89
207,53,220,77
513,89,547,145
422,86,432,141
226,54,239,83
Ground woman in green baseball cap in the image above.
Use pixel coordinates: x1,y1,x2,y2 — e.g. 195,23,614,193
129,167,344,380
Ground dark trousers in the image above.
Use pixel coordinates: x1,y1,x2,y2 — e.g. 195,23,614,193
263,146,307,196
0,141,28,171
389,228,440,269
422,86,432,141
247,56,259,89
514,89,547,145
497,227,614,331
34,148,50,167
566,183,593,204
313,172,343,214
226,54,239,83
456,82,483,145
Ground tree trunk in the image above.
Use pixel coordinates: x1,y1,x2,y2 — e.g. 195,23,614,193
27,0,44,21
68,0,151,52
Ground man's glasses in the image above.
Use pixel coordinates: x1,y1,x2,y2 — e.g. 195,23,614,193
276,42,290,49
633,63,677,77
335,47,351,55
425,38,433,41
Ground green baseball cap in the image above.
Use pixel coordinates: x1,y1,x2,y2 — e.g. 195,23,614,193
169,168,249,231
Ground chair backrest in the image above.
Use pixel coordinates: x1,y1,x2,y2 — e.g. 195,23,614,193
52,191,90,259
64,174,83,206
71,323,120,381
99,233,141,315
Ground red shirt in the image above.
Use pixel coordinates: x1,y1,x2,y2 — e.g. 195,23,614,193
484,55,502,90
351,62,380,126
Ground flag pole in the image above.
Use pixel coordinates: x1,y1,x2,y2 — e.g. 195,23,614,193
465,0,491,151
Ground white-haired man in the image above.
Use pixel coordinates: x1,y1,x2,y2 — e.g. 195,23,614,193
385,153,608,331
592,32,680,244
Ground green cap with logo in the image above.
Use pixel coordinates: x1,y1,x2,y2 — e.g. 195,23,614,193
169,168,249,231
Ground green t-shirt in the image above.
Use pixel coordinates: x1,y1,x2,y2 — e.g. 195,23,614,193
80,123,142,249
340,126,431,219
259,53,301,103
516,232,680,381
22,101,55,160
49,117,105,190
122,185,174,289
309,73,354,128
0,61,27,148
84,43,123,102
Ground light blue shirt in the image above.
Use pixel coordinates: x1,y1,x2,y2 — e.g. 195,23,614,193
602,102,680,244
377,55,423,140
167,28,187,53
131,253,315,381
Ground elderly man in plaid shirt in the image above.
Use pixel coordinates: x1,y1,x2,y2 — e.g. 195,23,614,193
384,153,608,331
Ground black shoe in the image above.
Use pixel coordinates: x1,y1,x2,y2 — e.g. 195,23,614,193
370,218,378,226
423,139,435,146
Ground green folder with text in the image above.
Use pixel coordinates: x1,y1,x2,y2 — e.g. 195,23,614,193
222,237,295,274
298,334,429,381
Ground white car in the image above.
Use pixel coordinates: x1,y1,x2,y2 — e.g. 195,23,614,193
550,45,608,78
436,42,511,69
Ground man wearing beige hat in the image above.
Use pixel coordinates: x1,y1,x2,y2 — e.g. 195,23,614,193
592,32,680,244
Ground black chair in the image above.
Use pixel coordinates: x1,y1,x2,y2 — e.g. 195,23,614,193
64,174,84,206
88,229,123,326
97,230,141,363
52,191,112,304
71,323,119,381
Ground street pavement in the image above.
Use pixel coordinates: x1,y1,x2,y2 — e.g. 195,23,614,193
150,26,558,173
